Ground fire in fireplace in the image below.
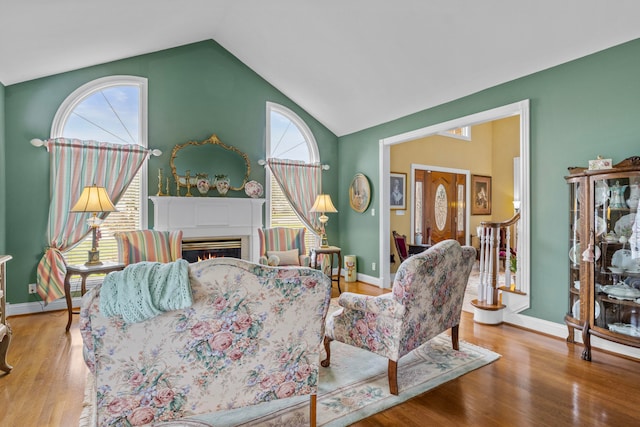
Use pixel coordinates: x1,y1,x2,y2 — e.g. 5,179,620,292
182,238,242,263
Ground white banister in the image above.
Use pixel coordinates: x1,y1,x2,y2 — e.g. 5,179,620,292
476,213,521,306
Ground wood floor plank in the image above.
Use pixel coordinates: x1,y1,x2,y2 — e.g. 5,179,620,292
1,280,639,426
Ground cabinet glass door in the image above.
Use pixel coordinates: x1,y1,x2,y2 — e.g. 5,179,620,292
593,174,640,336
568,180,582,320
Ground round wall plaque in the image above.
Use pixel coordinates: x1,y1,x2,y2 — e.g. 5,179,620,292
349,173,371,213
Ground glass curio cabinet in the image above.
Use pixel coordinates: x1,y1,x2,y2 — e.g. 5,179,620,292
565,156,640,361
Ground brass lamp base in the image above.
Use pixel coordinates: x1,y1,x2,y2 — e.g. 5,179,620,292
85,249,103,266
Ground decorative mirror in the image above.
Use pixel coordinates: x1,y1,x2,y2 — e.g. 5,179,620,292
170,134,251,193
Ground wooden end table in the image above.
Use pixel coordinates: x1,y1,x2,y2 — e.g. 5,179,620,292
64,261,125,331
310,246,342,293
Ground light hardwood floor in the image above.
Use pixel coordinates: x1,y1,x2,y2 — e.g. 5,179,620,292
1,281,639,426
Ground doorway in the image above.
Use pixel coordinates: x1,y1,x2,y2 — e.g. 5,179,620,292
378,100,530,314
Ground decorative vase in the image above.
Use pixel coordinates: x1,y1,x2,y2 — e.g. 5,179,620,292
610,181,628,209
214,174,230,196
244,180,264,198
195,173,210,195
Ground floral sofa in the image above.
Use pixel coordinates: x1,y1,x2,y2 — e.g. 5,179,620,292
322,239,476,395
80,258,332,427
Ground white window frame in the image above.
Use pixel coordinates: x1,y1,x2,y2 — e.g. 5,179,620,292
438,125,472,141
265,102,320,231
50,75,149,230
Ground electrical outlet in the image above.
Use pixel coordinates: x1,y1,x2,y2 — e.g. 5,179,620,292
372,262,376,271
28,283,37,294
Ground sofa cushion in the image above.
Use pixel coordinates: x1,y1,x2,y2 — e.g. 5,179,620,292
267,249,300,266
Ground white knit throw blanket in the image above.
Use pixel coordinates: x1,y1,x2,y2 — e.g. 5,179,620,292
99,259,192,323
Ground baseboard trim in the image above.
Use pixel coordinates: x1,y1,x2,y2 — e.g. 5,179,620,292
504,311,640,360
6,297,82,317
334,269,382,288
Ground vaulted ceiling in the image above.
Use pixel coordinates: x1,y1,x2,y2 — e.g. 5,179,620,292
2,1,640,136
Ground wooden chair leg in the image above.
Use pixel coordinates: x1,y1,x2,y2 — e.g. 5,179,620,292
388,359,398,395
451,324,460,351
321,336,331,367
310,394,317,427
0,326,12,373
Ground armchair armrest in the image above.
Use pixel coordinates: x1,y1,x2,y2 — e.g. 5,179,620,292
337,292,405,319
299,254,310,267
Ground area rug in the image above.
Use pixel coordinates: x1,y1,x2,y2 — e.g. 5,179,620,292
81,333,499,426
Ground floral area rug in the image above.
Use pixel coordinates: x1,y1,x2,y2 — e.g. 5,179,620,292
81,300,500,427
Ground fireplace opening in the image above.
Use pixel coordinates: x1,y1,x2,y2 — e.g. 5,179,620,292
182,239,242,263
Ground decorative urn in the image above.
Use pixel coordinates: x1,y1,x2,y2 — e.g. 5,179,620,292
214,174,230,196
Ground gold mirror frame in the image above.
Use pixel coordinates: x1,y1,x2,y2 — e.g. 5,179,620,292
170,134,251,192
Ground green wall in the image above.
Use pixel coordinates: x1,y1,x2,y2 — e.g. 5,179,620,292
338,38,640,323
5,35,640,325
0,81,5,254
4,40,338,304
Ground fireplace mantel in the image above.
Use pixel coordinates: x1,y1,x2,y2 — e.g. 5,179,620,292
149,197,265,263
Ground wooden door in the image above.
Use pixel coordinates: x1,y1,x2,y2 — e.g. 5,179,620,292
414,170,466,245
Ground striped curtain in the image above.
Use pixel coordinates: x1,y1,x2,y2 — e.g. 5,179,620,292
267,158,322,234
36,138,150,304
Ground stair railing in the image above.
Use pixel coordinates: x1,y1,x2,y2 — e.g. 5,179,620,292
476,212,521,306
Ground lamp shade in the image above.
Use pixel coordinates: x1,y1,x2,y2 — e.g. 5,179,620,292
310,194,337,213
70,185,117,213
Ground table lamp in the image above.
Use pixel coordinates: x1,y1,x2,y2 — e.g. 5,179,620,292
71,185,117,265
310,194,337,247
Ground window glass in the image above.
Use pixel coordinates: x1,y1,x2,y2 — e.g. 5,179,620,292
63,86,140,144
52,76,147,265
267,103,319,249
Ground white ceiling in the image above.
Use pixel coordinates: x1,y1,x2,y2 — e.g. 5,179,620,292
2,1,640,136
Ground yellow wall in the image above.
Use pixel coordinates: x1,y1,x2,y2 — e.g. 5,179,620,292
492,116,521,222
389,116,519,271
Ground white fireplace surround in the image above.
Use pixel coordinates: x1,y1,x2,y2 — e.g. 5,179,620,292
149,197,265,263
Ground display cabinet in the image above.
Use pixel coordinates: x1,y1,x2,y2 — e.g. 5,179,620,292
565,157,640,361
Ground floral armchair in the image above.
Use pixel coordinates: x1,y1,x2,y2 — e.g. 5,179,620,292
258,227,310,267
322,239,476,395
80,258,331,427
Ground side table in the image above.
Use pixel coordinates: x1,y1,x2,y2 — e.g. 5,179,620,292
64,261,125,331
310,246,342,293
408,243,432,256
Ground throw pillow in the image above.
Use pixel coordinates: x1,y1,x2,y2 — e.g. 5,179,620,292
267,249,300,266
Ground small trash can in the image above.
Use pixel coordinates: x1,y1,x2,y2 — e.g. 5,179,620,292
344,255,357,282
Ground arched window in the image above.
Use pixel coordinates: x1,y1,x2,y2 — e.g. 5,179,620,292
266,102,320,248
51,76,148,265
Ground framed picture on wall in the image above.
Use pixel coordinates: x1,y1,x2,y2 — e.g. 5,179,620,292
390,172,406,210
471,174,492,215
